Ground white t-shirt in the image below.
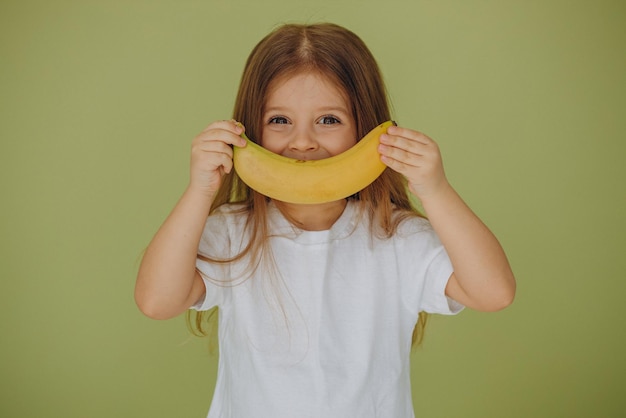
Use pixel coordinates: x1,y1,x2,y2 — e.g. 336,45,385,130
193,201,462,418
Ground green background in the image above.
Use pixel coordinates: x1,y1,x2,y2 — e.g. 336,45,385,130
1,0,624,417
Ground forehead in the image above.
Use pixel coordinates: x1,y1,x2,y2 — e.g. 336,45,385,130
265,70,350,106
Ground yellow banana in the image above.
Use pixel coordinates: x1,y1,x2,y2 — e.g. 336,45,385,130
233,121,395,204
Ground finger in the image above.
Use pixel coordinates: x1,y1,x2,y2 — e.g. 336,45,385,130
197,144,235,165
201,119,244,134
193,131,236,151
194,148,234,174
380,134,431,158
386,125,433,145
379,153,416,175
196,126,246,148
191,139,235,164
378,144,421,167
199,120,246,146
211,152,234,174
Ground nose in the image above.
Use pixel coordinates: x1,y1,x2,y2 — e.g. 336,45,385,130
288,128,318,153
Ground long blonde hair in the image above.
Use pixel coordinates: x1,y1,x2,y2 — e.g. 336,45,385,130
188,23,429,347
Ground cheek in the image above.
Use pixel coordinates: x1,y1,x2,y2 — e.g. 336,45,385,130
329,132,357,154
259,131,285,154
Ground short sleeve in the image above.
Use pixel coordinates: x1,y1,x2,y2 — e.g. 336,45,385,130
398,217,464,316
189,205,244,311
420,246,464,314
189,272,223,311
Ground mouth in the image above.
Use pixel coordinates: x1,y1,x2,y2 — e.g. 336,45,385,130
281,152,331,161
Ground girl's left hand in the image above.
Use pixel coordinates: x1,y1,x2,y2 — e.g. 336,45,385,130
378,125,449,199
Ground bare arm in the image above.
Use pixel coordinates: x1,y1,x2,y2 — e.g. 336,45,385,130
135,120,246,319
135,187,214,319
419,184,516,311
379,125,516,312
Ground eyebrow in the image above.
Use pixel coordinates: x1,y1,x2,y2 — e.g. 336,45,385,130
263,106,351,114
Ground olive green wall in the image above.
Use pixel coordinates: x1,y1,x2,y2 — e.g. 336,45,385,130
1,0,624,417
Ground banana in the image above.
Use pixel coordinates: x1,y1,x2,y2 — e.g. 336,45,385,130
233,121,395,204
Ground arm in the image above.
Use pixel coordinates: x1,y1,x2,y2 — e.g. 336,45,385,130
135,120,246,319
379,125,516,312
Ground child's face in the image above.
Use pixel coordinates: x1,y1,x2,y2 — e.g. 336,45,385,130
261,72,357,160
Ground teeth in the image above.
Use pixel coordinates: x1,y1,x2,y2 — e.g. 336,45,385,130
233,121,394,204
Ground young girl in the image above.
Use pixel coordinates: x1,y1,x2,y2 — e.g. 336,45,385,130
135,23,515,418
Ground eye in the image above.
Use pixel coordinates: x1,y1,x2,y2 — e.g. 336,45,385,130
268,116,290,125
318,115,341,125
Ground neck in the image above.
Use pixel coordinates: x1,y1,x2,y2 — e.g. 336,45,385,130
274,199,348,231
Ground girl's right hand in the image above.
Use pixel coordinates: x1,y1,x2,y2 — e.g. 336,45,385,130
189,119,247,197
